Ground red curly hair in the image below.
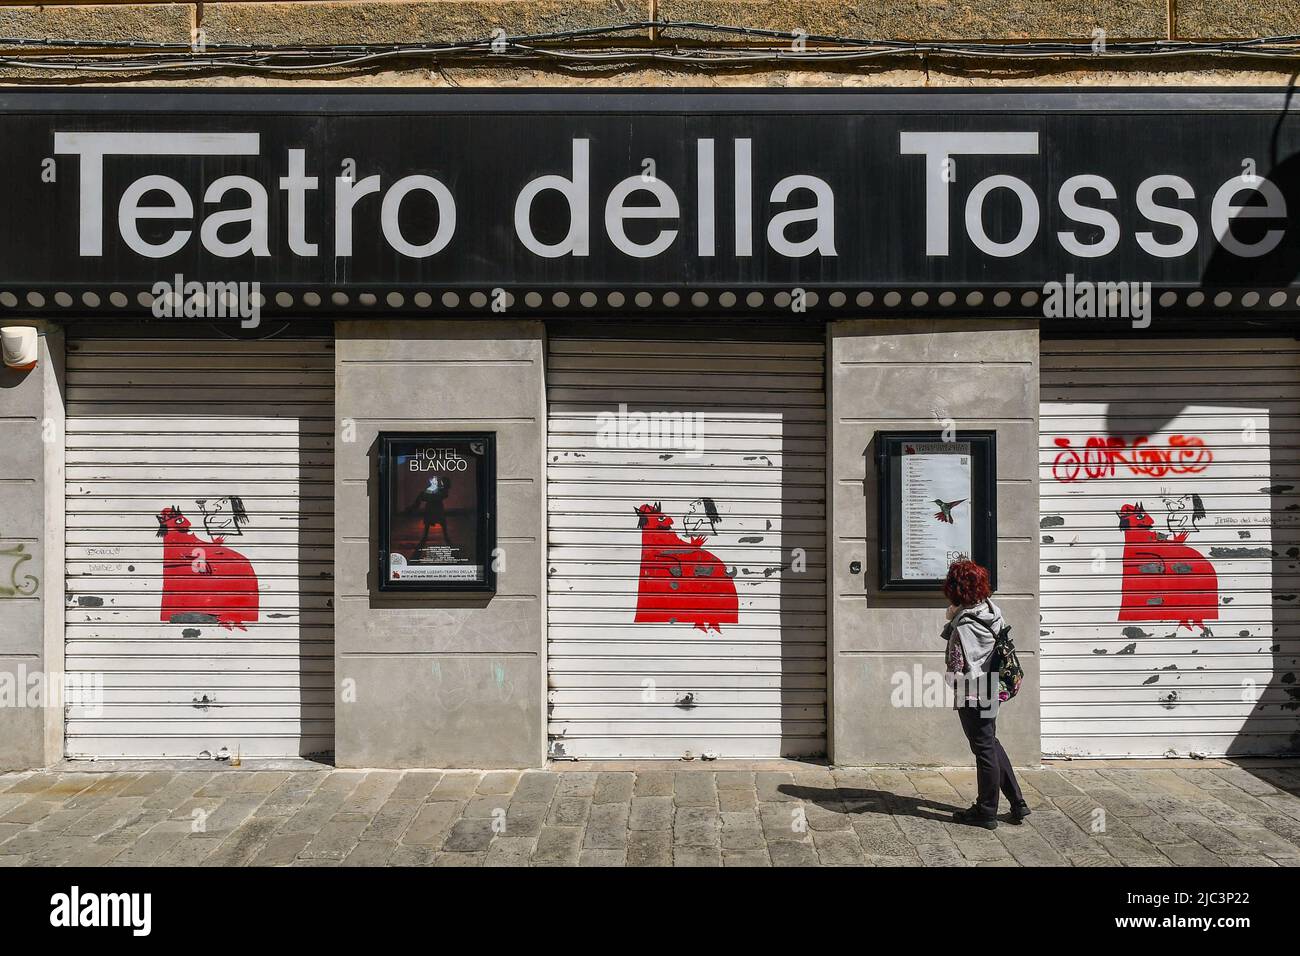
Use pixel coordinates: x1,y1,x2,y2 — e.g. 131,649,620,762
944,560,991,607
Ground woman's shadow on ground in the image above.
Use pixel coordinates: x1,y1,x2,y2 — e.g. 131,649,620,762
777,784,961,822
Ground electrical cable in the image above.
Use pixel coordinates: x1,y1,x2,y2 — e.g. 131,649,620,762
0,21,1299,75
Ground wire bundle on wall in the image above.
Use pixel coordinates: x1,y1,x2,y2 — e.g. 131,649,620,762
1,21,1300,74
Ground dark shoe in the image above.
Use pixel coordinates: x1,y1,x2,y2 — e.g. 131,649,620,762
953,805,998,830
1009,801,1031,824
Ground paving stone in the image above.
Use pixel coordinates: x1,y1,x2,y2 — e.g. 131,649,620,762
275,792,349,836
718,788,756,812
442,818,497,852
673,772,717,807
1065,851,1123,867
723,848,771,866
673,806,721,847
117,772,177,798
1255,813,1300,848
485,836,537,866
1173,819,1250,855
720,811,766,851
759,801,812,842
547,795,591,827
64,797,147,837
428,772,482,800
503,802,548,838
342,840,396,866
632,771,673,797
870,770,920,794
361,799,421,842
555,772,598,797
532,826,582,865
714,771,755,790
335,771,402,817
1094,835,1169,863
154,835,222,866
855,827,921,859
10,765,1298,868
462,795,511,819
141,774,214,812
584,803,630,849
1211,767,1285,796
951,829,1014,862
1124,811,1193,846
469,771,517,796
1159,842,1226,866
579,848,627,866
593,773,634,804
627,829,673,866
65,843,124,866
893,812,956,846
1,800,54,825
513,771,560,804
387,771,442,802
1026,809,1106,855
402,801,462,846
917,842,973,866
673,845,722,866
105,826,189,866
300,821,368,861
755,772,797,802
812,829,867,865
1019,769,1086,797
388,844,435,866
768,839,820,867
804,802,852,831
994,826,1069,866
630,796,674,831
433,851,485,866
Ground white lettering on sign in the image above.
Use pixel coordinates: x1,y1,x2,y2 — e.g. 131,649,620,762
900,130,1288,260
48,129,1289,266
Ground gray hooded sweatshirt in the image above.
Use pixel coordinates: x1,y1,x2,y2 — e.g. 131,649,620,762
945,599,1007,681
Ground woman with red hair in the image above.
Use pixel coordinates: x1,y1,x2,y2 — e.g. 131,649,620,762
942,559,1029,829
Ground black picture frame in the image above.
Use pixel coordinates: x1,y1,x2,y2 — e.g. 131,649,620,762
377,431,497,593
875,431,997,592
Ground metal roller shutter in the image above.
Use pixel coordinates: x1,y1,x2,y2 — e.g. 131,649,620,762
1040,338,1300,758
546,329,827,759
64,334,335,759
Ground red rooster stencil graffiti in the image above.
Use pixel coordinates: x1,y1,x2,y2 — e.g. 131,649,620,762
1117,502,1218,632
157,506,259,631
633,502,738,634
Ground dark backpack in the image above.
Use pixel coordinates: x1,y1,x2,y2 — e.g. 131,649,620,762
988,623,1024,702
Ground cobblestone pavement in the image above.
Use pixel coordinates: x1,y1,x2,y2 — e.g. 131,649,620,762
1,763,1299,867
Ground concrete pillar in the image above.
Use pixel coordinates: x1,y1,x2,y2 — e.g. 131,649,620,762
333,319,546,768
0,320,65,769
827,319,1041,766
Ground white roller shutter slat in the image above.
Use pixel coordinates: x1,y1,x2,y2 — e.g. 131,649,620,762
1040,339,1300,758
546,332,827,759
65,336,335,759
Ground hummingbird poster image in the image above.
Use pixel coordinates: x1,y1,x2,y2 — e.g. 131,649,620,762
899,442,973,579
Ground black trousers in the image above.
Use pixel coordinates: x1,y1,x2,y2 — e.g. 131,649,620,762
957,705,1024,817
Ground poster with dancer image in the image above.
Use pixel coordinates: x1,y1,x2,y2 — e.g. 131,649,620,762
378,433,496,592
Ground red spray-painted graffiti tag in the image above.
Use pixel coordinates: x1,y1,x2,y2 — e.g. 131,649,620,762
633,502,738,634
1117,503,1219,632
1052,435,1213,483
157,506,259,631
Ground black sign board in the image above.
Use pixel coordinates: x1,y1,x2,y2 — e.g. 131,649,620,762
3,89,1300,316
377,432,496,593
876,431,997,591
